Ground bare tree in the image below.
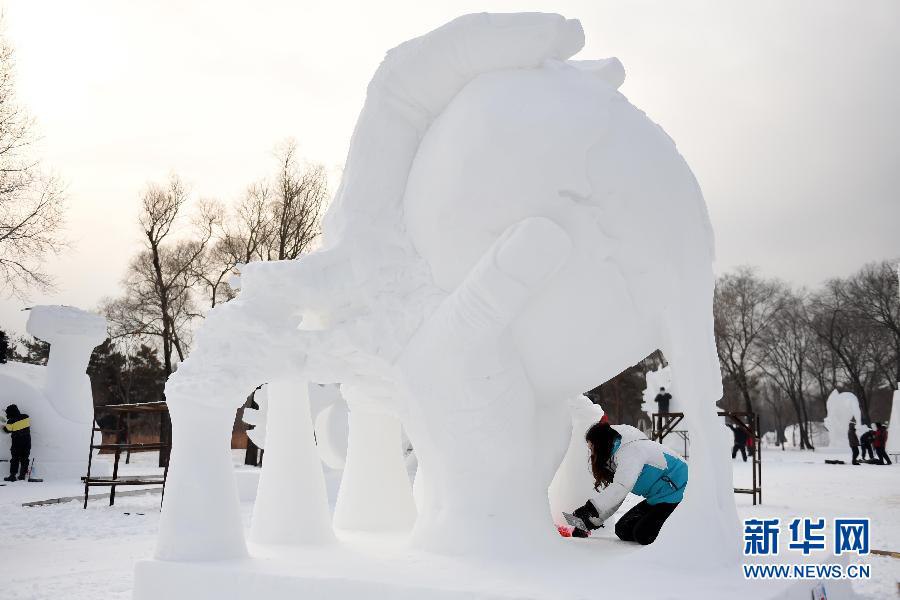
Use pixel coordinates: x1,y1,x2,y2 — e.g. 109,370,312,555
714,267,789,413
757,382,790,448
758,291,816,449
264,140,327,261
105,177,213,375
842,261,900,383
0,26,65,295
194,141,328,309
808,279,887,424
195,185,270,308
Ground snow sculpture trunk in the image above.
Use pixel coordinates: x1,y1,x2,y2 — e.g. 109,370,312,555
648,274,742,567
155,397,247,560
250,378,334,545
333,387,416,532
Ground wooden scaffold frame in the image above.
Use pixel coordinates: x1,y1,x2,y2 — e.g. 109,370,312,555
651,410,762,505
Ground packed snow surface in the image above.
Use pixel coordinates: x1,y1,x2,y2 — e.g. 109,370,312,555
0,450,895,599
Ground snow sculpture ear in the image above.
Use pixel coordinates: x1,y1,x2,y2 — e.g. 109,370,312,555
570,58,626,90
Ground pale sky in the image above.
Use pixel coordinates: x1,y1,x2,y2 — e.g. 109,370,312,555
1,0,898,334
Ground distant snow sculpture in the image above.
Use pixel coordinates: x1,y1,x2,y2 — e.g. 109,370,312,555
0,305,106,479
153,11,736,571
887,386,900,454
823,390,862,450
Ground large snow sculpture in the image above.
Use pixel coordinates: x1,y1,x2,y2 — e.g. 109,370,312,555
0,305,106,479
823,390,862,451
250,378,334,545
152,11,737,572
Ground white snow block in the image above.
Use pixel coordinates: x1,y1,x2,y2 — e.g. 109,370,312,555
548,396,603,524
887,386,900,454
155,397,248,560
250,378,334,545
823,390,862,451
333,389,416,532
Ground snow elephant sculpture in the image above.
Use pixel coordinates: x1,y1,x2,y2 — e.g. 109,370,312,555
154,12,738,567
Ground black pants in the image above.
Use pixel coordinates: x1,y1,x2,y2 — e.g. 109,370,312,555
732,444,747,461
614,501,678,545
851,446,860,464
657,399,669,414
875,448,892,465
9,451,29,479
861,443,874,461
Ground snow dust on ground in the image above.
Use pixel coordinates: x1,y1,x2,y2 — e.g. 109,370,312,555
0,449,896,599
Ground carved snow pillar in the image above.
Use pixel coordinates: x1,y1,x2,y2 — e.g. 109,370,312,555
333,386,416,531
250,378,334,545
155,393,247,560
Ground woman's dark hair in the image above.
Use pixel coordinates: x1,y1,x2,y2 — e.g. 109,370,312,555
585,422,621,491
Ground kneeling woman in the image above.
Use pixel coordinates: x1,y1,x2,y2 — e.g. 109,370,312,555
570,422,687,545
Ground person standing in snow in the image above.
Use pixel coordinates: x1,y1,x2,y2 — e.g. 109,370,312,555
569,421,687,545
653,387,672,415
848,419,860,465
726,421,748,462
873,423,891,465
2,404,31,481
860,428,876,461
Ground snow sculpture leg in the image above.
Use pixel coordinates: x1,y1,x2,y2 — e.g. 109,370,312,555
652,276,741,566
333,387,416,532
400,218,572,554
156,397,247,561
250,378,334,545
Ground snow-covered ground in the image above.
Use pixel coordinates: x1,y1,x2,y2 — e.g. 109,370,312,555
0,448,896,599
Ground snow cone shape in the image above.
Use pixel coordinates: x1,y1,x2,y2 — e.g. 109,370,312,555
333,386,416,532
250,378,334,545
823,390,862,450
548,396,604,524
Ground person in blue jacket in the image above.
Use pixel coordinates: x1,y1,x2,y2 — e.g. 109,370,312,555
570,421,687,545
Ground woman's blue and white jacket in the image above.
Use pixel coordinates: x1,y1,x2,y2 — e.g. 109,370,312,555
589,425,688,523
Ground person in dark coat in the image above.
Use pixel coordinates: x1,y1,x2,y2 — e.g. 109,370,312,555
873,423,892,465
860,429,876,461
848,420,860,465
726,422,748,462
654,387,672,415
2,404,31,481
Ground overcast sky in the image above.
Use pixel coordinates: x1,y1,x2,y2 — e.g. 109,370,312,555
1,0,898,334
